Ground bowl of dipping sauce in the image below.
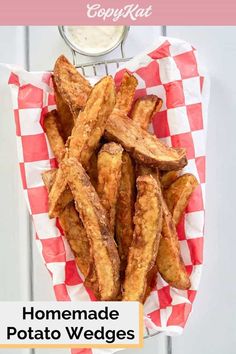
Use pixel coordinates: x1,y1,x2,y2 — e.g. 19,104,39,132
59,26,129,57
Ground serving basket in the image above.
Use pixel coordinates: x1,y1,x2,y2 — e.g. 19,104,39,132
8,29,208,354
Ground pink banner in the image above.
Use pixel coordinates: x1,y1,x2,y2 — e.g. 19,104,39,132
1,0,236,24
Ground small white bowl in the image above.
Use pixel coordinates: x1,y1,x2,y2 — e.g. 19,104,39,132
58,26,130,57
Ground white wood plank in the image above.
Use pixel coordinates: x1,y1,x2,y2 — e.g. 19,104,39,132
166,26,236,354
0,26,31,354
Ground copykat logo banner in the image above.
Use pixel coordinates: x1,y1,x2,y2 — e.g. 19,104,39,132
0,0,235,24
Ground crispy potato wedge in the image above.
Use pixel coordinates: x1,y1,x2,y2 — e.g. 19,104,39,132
53,55,91,118
122,175,162,302
52,77,74,139
105,110,187,171
69,75,116,169
131,95,162,130
61,158,120,301
164,173,199,225
97,142,123,233
42,169,92,280
44,110,66,162
157,198,191,290
48,76,116,218
161,170,180,189
116,152,136,275
48,166,73,218
115,72,138,114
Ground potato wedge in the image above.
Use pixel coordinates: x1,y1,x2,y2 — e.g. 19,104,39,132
105,110,187,171
69,75,116,169
116,152,136,274
131,95,162,130
164,173,199,225
48,76,116,218
115,72,138,114
61,158,120,301
53,55,91,118
44,110,66,162
52,77,74,139
161,170,180,189
157,198,191,290
42,169,92,280
97,142,123,233
122,175,162,302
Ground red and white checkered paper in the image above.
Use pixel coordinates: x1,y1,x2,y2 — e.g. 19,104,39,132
8,37,208,351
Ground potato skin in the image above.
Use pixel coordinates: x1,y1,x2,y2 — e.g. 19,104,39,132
105,110,187,171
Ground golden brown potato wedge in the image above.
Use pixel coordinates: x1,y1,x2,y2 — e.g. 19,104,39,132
61,157,120,301
131,95,162,131
52,76,74,139
44,110,66,162
164,173,199,225
116,152,136,274
122,175,162,302
157,198,191,290
48,76,116,218
97,142,123,233
161,170,180,189
42,169,92,280
115,72,138,114
69,75,116,169
105,110,187,171
53,55,91,118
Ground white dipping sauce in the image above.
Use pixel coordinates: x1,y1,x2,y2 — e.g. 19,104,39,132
65,26,125,55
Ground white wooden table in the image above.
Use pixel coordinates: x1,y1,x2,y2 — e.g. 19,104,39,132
0,25,236,354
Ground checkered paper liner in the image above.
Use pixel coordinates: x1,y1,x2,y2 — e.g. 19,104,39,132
8,37,208,352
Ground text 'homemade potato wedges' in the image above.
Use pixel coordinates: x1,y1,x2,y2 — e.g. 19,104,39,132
122,175,162,302
42,169,92,280
53,55,91,118
115,72,138,114
164,173,199,225
105,110,187,171
97,142,123,233
157,198,191,290
131,95,162,131
44,110,66,162
61,158,120,301
116,152,136,274
69,75,116,170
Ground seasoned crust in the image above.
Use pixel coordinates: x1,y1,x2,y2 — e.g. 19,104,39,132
61,158,120,301
105,110,187,171
42,169,92,282
53,55,91,118
116,152,136,275
122,175,163,302
131,95,162,130
44,110,66,162
115,72,138,114
69,75,116,170
97,142,123,233
52,76,74,139
157,198,191,290
164,173,199,225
